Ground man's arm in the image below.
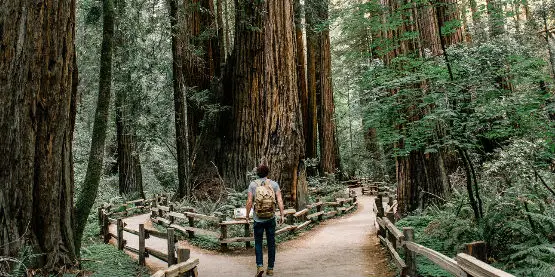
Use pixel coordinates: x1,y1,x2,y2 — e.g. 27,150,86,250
245,191,253,221
275,190,285,224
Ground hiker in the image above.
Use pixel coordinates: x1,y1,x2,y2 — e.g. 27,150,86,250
245,164,285,277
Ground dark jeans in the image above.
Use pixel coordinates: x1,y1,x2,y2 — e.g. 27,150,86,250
254,218,276,269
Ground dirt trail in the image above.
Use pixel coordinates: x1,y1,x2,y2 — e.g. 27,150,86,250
110,189,395,277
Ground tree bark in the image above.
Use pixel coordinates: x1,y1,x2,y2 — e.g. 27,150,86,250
0,0,78,271
75,0,115,254
224,0,306,206
169,0,191,198
316,0,339,174
305,0,319,160
115,0,144,200
294,0,310,160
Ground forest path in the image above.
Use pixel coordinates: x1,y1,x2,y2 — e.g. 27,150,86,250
109,189,395,277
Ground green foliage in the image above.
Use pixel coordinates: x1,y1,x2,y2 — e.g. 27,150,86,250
80,244,149,277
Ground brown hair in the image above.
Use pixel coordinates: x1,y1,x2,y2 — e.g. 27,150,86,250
256,164,269,178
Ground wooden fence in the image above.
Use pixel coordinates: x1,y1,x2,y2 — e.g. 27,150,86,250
374,187,515,277
150,196,358,251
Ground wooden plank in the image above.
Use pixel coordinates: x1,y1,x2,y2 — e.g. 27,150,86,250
306,211,324,221
455,253,515,277
382,217,404,241
126,198,145,205
283,208,297,215
163,258,199,277
405,241,467,277
183,211,220,222
124,245,140,254
296,220,311,230
378,235,406,270
275,225,297,235
168,211,188,220
146,228,169,239
376,217,386,228
345,203,357,213
220,220,252,225
146,247,169,262
220,236,254,243
324,201,340,207
123,227,140,236
154,217,171,226
325,211,338,218
293,208,310,218
307,201,323,209
170,224,219,238
158,206,170,212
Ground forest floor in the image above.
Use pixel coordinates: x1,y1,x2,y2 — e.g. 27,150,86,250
109,189,395,277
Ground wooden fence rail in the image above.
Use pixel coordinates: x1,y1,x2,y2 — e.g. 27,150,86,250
375,187,515,277
150,196,358,251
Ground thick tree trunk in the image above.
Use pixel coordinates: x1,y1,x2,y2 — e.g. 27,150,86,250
224,0,305,206
169,0,191,198
316,0,339,174
0,0,78,271
294,0,310,160
216,0,226,63
305,0,319,160
379,0,454,215
181,0,222,188
75,0,115,253
115,0,144,200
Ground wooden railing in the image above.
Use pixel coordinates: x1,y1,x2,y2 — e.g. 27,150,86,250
151,248,199,277
151,196,359,251
374,187,515,277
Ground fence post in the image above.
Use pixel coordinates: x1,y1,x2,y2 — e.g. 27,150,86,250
386,211,396,249
403,227,416,277
186,208,195,237
177,247,190,263
102,212,110,244
167,228,176,266
219,214,228,251
117,219,124,250
139,224,146,266
377,195,385,218
464,241,487,262
286,207,294,225
169,204,175,224
316,198,323,221
244,223,251,248
388,195,394,208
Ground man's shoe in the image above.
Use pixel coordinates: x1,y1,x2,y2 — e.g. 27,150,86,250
266,268,274,276
256,266,264,277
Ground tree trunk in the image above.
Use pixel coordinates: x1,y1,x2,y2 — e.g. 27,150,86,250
0,0,78,271
181,0,222,189
169,0,191,198
216,0,226,63
115,0,144,200
305,0,319,160
316,0,339,174
224,0,305,206
75,0,115,253
294,0,310,160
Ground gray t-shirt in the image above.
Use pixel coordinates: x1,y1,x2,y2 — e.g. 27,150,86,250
248,177,280,222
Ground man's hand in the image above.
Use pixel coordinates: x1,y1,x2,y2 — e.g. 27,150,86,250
279,215,285,225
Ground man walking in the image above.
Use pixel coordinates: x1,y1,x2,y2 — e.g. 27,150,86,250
246,164,285,276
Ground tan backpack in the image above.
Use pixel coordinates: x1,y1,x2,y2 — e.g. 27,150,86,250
254,179,276,219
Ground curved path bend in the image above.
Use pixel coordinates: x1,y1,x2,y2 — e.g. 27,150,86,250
109,189,395,277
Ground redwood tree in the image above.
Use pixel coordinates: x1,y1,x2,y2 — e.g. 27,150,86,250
115,0,144,199
0,0,78,271
224,0,307,206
